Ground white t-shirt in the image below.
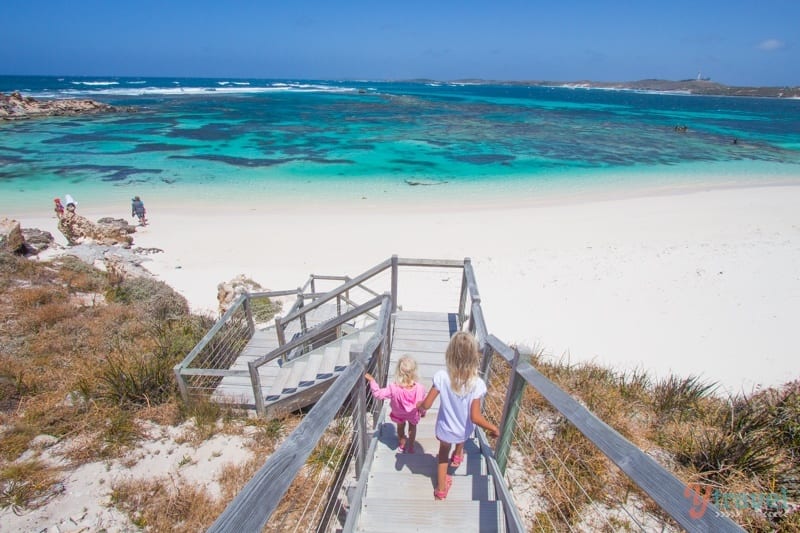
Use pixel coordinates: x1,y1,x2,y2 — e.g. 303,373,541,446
432,369,487,444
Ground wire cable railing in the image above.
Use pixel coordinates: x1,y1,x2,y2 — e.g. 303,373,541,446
207,296,392,532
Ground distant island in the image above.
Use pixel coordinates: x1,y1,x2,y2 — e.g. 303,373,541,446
421,78,800,99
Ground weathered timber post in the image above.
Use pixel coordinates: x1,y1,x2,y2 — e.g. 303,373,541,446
458,258,470,329
275,316,286,347
390,255,399,314
389,255,399,354
351,348,368,475
297,287,307,335
243,295,255,336
174,366,189,403
249,360,265,417
479,342,494,389
496,348,525,473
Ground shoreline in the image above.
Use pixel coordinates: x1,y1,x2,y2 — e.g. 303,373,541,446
14,181,800,394
4,158,800,218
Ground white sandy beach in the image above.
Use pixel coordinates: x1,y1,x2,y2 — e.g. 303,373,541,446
5,182,800,531
16,183,800,394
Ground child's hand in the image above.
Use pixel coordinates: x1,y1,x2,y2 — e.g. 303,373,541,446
364,373,374,382
418,407,427,417
486,426,499,439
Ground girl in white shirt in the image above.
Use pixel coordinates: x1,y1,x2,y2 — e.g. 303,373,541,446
417,332,499,500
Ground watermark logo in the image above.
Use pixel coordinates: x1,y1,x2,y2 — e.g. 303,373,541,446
684,483,789,519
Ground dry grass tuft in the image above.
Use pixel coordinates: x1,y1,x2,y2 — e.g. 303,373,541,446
111,476,224,532
0,249,211,519
0,460,62,513
486,348,800,531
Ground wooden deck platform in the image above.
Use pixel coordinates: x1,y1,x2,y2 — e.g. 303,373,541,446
356,310,503,532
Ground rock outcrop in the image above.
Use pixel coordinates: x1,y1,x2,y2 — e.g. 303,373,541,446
1,218,56,256
0,91,129,121
21,228,55,254
0,218,26,254
57,206,134,247
217,275,264,315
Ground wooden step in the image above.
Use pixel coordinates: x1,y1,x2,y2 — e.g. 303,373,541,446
336,339,354,371
357,498,503,532
363,470,495,502
281,361,307,394
264,366,294,401
299,353,323,387
318,346,339,377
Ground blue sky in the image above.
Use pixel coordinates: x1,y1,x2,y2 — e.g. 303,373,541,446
1,0,797,86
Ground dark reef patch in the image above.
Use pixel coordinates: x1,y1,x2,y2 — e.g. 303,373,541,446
300,157,354,165
126,142,193,153
166,123,235,141
52,164,163,182
169,154,292,167
43,133,138,145
450,153,516,165
389,158,438,167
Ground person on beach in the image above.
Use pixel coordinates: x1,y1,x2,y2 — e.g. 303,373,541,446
131,196,146,226
365,355,427,454
64,194,77,209
53,198,64,218
417,331,499,500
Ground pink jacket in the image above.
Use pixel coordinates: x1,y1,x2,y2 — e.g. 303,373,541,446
369,380,426,425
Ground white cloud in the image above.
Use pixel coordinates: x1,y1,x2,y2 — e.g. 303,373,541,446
757,39,784,51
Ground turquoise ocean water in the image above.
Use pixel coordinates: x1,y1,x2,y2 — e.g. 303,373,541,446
1,76,799,215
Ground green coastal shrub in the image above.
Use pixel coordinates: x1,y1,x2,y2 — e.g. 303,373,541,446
106,276,189,320
249,296,282,323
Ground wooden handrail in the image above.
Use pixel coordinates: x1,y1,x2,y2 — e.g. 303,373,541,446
250,294,388,369
280,258,393,326
483,336,744,531
475,428,526,533
209,298,392,533
210,352,373,532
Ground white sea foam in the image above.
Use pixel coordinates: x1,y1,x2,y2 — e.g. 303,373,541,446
70,81,119,86
126,80,146,84
54,82,358,97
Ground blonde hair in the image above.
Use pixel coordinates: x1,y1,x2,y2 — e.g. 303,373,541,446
394,355,419,387
445,332,480,396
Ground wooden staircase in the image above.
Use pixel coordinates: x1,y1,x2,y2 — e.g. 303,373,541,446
356,410,505,532
212,319,376,416
354,310,504,532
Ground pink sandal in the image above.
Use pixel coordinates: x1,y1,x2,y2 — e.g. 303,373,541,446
450,452,463,468
434,475,453,500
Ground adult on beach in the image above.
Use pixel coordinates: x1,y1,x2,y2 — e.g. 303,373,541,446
53,198,64,218
131,196,147,226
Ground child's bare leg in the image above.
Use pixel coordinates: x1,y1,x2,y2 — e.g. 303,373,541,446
406,423,417,452
453,441,465,459
437,440,451,493
396,422,406,449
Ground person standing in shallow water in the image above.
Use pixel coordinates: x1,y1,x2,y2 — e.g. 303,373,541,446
131,196,146,226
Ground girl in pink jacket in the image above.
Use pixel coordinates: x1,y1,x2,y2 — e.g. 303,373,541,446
365,355,426,453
